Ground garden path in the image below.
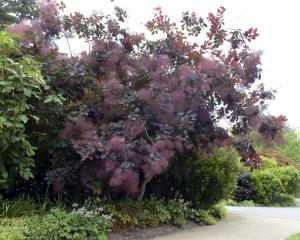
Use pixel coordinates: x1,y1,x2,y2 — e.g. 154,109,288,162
152,199,300,240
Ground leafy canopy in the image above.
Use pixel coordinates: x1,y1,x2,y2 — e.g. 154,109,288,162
5,1,287,199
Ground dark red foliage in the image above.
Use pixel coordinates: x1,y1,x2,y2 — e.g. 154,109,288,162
259,115,288,142
7,2,286,198
244,27,259,42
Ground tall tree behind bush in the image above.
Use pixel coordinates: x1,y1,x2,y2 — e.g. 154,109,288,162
0,0,38,25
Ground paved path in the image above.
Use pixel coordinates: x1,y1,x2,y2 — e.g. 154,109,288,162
152,200,300,240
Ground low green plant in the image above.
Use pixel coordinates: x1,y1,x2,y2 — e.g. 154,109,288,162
261,156,278,169
0,196,37,218
209,202,227,219
0,196,223,239
165,197,190,227
25,207,113,240
143,197,172,225
84,196,220,229
224,199,260,207
188,209,216,225
0,218,27,240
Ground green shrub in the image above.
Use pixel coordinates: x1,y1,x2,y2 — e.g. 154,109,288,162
0,31,63,189
250,161,300,205
250,168,284,205
271,194,296,207
261,156,278,169
25,208,113,240
165,198,190,227
110,197,187,229
209,202,227,219
85,196,219,230
188,209,216,225
279,166,300,195
143,197,172,225
182,147,241,208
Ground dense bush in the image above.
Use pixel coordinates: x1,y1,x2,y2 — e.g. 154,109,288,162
234,171,254,202
250,158,300,205
151,147,241,208
184,148,241,208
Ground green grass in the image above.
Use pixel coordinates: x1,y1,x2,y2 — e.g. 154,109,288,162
287,233,300,240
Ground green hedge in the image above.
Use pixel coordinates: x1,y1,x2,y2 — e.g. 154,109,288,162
250,157,300,206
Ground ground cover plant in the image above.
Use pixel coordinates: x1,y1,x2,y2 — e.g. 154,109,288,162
0,196,227,240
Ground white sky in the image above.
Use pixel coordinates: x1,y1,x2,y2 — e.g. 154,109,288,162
59,0,300,129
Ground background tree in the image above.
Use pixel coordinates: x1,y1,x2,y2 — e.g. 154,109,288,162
0,0,38,25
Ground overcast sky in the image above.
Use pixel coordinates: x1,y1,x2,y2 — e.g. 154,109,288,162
59,0,300,129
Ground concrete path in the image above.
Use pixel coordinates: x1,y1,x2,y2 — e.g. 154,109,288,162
152,201,300,240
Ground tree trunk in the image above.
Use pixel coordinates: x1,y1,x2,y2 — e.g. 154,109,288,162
137,176,152,201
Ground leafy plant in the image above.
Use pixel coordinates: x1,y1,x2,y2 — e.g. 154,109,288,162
165,197,190,227
0,30,64,190
250,158,300,206
0,217,27,240
0,196,37,218
224,199,260,207
0,0,38,25
25,207,113,240
209,202,227,219
160,147,241,208
188,209,216,225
